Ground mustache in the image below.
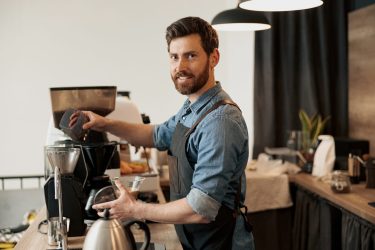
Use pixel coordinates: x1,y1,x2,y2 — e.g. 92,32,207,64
174,71,193,79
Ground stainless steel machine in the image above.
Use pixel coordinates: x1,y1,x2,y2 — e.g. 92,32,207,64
44,145,82,244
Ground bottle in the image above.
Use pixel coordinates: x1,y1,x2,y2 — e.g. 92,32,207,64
286,130,297,150
286,130,299,164
348,154,360,184
365,157,375,189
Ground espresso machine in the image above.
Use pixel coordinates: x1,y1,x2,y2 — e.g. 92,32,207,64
44,86,121,236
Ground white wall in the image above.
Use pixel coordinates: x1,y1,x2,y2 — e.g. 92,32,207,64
0,0,254,176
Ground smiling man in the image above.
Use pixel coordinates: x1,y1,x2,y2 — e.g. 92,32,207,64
77,16,254,250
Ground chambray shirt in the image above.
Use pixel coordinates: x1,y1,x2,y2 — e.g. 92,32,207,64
153,83,248,216
153,83,254,249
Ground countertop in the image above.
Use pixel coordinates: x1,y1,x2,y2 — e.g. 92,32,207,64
160,165,375,224
289,172,375,224
14,186,182,250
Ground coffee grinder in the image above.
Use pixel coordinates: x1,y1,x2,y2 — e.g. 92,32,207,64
45,86,120,228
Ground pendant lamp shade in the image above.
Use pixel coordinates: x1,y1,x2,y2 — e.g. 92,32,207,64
212,7,271,31
239,0,323,12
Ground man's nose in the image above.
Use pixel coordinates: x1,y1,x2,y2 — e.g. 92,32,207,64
176,58,188,71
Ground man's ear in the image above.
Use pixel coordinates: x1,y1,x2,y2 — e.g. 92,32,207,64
210,48,220,68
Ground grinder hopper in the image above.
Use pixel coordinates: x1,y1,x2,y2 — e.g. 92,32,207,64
49,86,117,129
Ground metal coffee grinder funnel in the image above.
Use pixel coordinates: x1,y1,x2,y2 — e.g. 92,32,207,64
45,146,80,250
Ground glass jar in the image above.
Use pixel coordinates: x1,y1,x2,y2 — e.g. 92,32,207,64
331,170,351,193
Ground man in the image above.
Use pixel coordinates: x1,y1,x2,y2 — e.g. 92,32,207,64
75,16,254,250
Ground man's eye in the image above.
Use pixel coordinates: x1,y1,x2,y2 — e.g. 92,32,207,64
170,55,177,60
188,54,196,59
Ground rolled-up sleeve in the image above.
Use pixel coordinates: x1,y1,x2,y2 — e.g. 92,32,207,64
186,187,221,221
153,118,177,151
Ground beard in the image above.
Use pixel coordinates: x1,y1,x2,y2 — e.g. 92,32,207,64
171,60,210,95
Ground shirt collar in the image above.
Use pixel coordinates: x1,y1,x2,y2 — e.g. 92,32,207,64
188,82,222,114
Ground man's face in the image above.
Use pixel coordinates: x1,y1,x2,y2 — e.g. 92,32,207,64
169,34,210,95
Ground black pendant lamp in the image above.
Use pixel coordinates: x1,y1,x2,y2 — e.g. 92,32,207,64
212,6,271,31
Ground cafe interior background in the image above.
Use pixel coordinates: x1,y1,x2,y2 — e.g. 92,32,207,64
1,0,375,249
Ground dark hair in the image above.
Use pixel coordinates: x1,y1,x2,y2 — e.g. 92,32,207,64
165,16,219,55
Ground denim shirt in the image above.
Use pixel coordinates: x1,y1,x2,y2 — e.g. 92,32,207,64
153,83,254,249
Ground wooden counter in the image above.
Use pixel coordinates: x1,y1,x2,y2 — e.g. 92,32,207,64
160,164,375,224
15,186,182,250
289,172,375,224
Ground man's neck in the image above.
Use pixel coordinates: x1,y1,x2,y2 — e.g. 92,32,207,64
188,80,216,103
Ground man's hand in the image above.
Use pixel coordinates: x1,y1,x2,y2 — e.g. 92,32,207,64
92,179,138,220
69,110,109,132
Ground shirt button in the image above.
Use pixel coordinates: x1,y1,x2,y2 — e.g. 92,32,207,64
182,116,186,120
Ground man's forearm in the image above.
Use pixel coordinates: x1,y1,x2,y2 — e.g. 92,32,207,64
106,119,155,147
132,198,210,224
